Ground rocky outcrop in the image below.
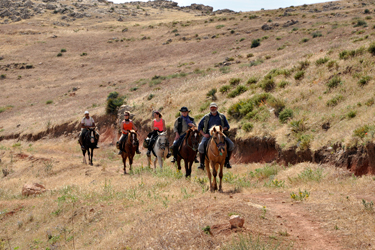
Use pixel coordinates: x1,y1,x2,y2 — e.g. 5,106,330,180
22,183,46,196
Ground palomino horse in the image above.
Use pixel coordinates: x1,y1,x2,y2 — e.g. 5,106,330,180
176,126,201,178
147,132,169,170
205,125,227,192
82,128,98,166
120,130,139,174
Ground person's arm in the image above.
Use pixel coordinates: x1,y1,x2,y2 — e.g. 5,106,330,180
198,117,210,138
132,121,138,132
120,121,126,133
151,120,156,130
162,119,166,132
222,115,230,131
173,119,180,140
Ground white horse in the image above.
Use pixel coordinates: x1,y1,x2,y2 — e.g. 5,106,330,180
147,132,169,170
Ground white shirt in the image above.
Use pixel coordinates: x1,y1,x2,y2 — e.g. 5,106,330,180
81,117,94,127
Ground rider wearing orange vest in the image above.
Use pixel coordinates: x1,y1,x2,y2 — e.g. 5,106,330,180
146,110,171,158
117,111,141,155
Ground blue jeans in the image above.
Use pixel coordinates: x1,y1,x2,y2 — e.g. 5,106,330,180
198,136,234,154
172,133,186,147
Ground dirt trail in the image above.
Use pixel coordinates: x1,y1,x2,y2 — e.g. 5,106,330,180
242,193,343,250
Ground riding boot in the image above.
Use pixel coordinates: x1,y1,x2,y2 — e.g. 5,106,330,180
194,154,199,163
95,135,100,148
198,153,205,170
135,142,141,154
166,144,172,158
225,150,233,169
79,134,85,150
171,145,178,163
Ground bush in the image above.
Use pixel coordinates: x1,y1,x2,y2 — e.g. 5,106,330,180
0,74,6,79
278,80,289,88
251,39,260,48
106,92,125,114
219,66,231,74
219,85,231,93
346,110,357,119
242,122,253,132
228,100,253,119
227,85,248,98
353,125,374,138
229,78,241,85
354,20,367,27
260,78,275,92
80,52,87,56
297,60,310,70
246,53,254,58
279,108,293,123
61,48,67,53
365,98,374,106
290,119,307,134
326,95,344,106
315,57,329,66
327,60,337,69
57,53,63,57
46,100,53,105
365,9,371,14
216,25,225,29
300,38,309,43
358,76,371,86
294,71,305,80
368,42,375,56
249,15,257,19
147,94,155,100
326,75,341,89
206,88,217,100
311,32,322,38
268,98,285,116
276,37,281,40
247,77,258,84
240,38,245,42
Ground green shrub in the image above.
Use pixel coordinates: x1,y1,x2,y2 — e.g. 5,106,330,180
311,32,322,38
130,87,138,91
147,94,155,100
358,76,371,86
315,57,329,66
365,9,371,14
260,78,275,92
246,53,254,58
297,134,312,150
327,60,337,69
80,52,87,56
240,38,245,42
251,39,260,48
278,80,289,88
46,100,53,105
326,75,341,89
219,66,231,74
249,15,257,19
326,95,344,106
268,98,285,116
172,29,178,33
57,53,63,57
227,85,248,98
216,25,225,29
106,91,125,114
365,98,374,106
219,85,231,93
247,77,258,84
228,100,253,119
229,78,241,85
0,74,6,79
353,125,375,138
61,48,67,53
261,36,269,40
346,110,357,119
290,119,307,134
242,122,254,132
300,38,309,43
354,20,367,27
276,37,281,40
294,71,305,80
199,101,210,112
368,42,375,55
297,60,310,70
279,108,293,123
206,88,217,100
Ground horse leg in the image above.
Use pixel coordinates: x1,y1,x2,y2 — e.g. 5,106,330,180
90,148,94,166
183,159,189,178
212,163,218,191
218,164,224,192
129,154,133,172
205,159,213,192
122,153,127,174
177,158,181,171
187,161,193,178
82,150,87,164
158,155,163,169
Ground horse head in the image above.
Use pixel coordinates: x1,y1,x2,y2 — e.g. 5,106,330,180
128,130,138,147
157,132,168,150
210,125,226,154
88,128,96,144
186,126,200,151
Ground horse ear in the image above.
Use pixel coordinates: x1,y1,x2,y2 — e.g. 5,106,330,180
218,125,223,132
213,127,217,133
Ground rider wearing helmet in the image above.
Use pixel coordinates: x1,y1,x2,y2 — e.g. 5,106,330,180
78,111,100,150
197,102,234,169
117,111,141,155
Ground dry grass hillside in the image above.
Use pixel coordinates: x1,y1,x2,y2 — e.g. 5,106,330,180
3,0,375,249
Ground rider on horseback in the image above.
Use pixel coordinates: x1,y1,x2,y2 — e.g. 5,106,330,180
78,111,100,150
171,106,199,163
197,103,234,169
117,111,141,155
146,110,170,157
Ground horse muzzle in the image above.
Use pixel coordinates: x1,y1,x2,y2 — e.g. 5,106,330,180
90,138,95,143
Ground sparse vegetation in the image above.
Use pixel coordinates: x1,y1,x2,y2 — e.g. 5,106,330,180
227,85,248,98
229,78,241,85
251,39,260,48
326,75,341,89
106,91,125,114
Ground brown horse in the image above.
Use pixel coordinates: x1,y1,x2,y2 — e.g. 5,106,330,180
205,125,227,192
176,126,201,178
120,130,138,174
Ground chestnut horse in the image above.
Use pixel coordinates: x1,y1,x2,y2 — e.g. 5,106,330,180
176,126,201,178
120,130,138,174
205,125,227,192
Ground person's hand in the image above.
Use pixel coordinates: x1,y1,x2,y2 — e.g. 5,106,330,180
154,127,159,130
175,134,180,140
188,123,194,127
204,133,210,138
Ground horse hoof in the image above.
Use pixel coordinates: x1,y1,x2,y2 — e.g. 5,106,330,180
124,171,127,175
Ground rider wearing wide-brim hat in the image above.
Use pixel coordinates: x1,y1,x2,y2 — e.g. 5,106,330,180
78,110,100,150
170,106,199,163
117,111,141,155
197,102,235,169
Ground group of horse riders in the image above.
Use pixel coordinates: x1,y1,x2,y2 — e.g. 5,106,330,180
78,102,234,169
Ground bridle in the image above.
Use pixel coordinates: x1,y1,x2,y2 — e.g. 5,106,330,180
157,134,169,150
186,129,199,151
209,131,226,157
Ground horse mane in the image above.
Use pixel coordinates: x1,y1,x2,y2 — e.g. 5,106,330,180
129,129,136,134
159,131,167,136
209,125,225,136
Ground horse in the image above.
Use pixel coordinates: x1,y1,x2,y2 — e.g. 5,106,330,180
120,130,138,174
147,132,169,170
205,125,227,192
82,128,98,166
176,126,201,178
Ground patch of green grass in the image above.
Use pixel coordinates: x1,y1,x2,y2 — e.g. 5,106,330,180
279,108,293,123
288,168,324,183
326,75,341,89
346,110,357,119
219,85,231,93
219,66,231,74
326,95,344,107
260,78,275,92
147,94,155,100
311,32,322,38
354,20,367,27
294,71,305,80
315,57,329,66
199,101,211,112
300,37,309,43
227,85,248,98
249,164,279,180
247,77,258,84
216,25,225,29
229,78,241,85
46,100,53,105
242,122,253,132
278,80,289,88
358,76,371,86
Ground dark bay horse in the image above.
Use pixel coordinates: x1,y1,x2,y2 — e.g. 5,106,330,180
205,125,227,192
120,130,138,174
176,126,201,178
82,128,98,166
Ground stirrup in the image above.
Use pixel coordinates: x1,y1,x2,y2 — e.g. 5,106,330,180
136,149,141,154
171,157,176,163
194,157,199,163
197,164,205,170
166,152,171,158
225,162,232,169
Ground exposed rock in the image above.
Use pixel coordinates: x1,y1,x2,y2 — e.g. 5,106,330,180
22,183,47,196
229,215,244,228
282,19,298,28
